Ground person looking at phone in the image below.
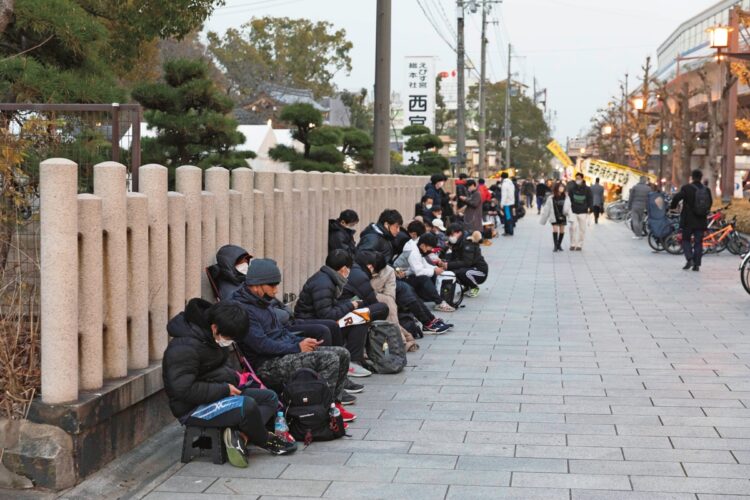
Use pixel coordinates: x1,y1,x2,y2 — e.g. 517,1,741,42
162,299,296,468
232,259,356,419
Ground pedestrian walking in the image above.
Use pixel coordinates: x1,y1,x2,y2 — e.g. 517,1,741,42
628,176,650,238
590,178,605,224
539,181,572,252
568,172,592,251
535,180,550,214
522,179,535,209
670,169,712,272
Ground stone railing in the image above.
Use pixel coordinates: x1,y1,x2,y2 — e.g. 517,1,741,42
39,159,426,405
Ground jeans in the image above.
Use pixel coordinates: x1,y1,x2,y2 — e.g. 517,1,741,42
183,388,278,446
593,205,602,223
256,346,350,401
682,228,704,266
536,195,545,212
403,274,442,304
395,280,435,325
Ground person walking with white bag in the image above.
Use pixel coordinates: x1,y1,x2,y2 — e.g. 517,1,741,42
568,172,593,251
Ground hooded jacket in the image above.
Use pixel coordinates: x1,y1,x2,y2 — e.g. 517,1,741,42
328,219,356,258
357,223,396,263
569,182,593,214
442,232,488,274
294,266,356,321
162,298,238,419
231,286,301,366
340,263,379,305
208,245,250,300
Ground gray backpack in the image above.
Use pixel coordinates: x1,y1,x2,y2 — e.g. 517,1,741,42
364,321,407,374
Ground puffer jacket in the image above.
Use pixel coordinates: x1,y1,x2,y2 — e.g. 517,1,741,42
424,182,441,205
294,266,355,321
328,219,356,258
340,264,379,305
231,287,301,366
162,298,238,419
357,223,395,263
208,245,250,300
628,181,651,211
442,232,489,274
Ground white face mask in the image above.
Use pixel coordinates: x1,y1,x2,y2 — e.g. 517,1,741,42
235,262,249,275
425,204,433,210
576,180,583,185
216,337,234,348
449,235,459,244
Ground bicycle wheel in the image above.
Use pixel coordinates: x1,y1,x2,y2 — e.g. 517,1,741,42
741,256,750,295
664,233,683,255
728,234,750,255
648,233,665,252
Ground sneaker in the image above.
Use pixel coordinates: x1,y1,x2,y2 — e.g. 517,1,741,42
335,402,357,422
340,391,357,405
466,287,480,298
423,318,450,335
436,318,454,328
434,301,456,313
259,432,297,455
348,362,372,378
344,378,364,394
223,428,249,468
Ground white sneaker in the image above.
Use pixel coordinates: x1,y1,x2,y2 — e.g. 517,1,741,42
434,301,456,313
348,362,372,378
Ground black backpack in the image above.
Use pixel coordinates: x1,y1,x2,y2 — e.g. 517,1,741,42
364,321,407,374
282,368,345,443
692,184,711,216
436,271,464,308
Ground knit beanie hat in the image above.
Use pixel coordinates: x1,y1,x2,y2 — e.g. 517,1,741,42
244,258,282,285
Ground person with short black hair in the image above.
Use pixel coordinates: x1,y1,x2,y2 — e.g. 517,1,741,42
536,179,551,214
568,172,593,250
416,195,435,219
442,223,489,297
162,299,296,468
328,209,359,258
591,177,605,224
670,169,712,271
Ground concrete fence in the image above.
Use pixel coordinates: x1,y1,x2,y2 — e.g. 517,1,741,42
39,159,427,404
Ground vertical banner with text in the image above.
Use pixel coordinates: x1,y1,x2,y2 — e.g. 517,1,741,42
404,56,436,165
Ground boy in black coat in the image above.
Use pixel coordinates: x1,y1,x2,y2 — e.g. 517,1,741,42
162,299,295,468
442,224,489,297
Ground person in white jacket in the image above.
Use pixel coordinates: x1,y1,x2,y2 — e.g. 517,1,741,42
393,221,456,313
500,172,516,236
539,181,573,252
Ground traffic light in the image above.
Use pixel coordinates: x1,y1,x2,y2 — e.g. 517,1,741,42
661,142,670,153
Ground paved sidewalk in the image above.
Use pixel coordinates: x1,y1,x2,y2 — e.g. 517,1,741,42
91,212,750,499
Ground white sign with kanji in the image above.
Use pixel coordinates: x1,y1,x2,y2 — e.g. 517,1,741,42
404,56,436,165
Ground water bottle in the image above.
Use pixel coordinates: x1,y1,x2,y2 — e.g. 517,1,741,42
274,411,288,438
329,403,341,418
383,340,389,357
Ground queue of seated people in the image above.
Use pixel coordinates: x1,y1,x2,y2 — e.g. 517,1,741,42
162,202,490,468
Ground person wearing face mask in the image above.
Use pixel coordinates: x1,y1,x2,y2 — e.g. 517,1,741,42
460,179,483,233
568,172,593,251
441,224,488,298
295,250,389,378
416,195,434,220
163,299,296,468
424,174,446,209
232,259,357,421
328,209,359,258
540,181,573,252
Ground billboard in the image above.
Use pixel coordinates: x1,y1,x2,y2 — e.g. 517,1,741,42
404,56,436,165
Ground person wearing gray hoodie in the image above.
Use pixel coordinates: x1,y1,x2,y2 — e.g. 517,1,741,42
628,176,651,238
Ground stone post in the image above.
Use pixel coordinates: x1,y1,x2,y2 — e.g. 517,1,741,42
275,173,293,295
77,194,103,391
231,168,254,253
175,166,202,301
40,158,78,404
126,193,149,370
307,171,323,271
205,167,229,248
292,172,312,283
253,189,265,257
273,189,285,293
139,164,169,361
291,188,302,294
168,192,186,321
229,190,243,245
201,191,216,300
93,161,128,379
254,172,276,258
333,172,345,216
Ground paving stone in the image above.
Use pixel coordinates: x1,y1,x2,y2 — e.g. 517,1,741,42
683,462,750,478
393,468,511,486
206,478,330,497
572,491,695,500
567,434,673,449
279,464,397,482
631,476,750,495
569,459,685,476
154,476,217,493
456,456,567,472
615,424,719,437
346,452,457,469
623,448,738,463
446,485,570,499
512,472,631,490
323,481,447,499
409,441,514,457
516,445,623,460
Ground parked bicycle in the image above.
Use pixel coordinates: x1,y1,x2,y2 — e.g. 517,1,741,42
664,216,749,256
740,251,750,295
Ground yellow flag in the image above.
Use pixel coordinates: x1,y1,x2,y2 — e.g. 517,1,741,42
546,140,574,167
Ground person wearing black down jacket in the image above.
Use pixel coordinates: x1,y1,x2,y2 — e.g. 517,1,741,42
328,209,359,258
442,223,489,298
295,250,387,378
162,299,295,468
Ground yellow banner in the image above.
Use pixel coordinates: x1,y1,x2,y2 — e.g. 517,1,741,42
546,140,574,167
583,159,656,187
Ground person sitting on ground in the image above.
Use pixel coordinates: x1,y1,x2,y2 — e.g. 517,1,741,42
442,223,489,298
416,195,434,220
328,209,359,258
231,259,357,419
431,218,448,249
393,221,455,313
295,250,389,378
358,209,451,335
162,299,296,468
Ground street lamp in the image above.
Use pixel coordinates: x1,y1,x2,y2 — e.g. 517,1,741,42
602,125,613,136
631,97,645,112
708,25,731,50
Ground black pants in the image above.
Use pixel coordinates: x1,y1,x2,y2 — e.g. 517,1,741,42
593,205,602,223
403,274,442,304
454,267,488,288
395,280,435,325
183,388,278,446
682,228,704,266
291,318,342,346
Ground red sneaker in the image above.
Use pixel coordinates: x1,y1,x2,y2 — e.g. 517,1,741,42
336,402,357,422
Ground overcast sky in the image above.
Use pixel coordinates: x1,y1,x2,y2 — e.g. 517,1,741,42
205,0,717,142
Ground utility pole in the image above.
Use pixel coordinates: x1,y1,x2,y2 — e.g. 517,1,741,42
477,0,488,179
456,1,466,174
619,72,628,165
503,43,511,171
373,0,391,174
